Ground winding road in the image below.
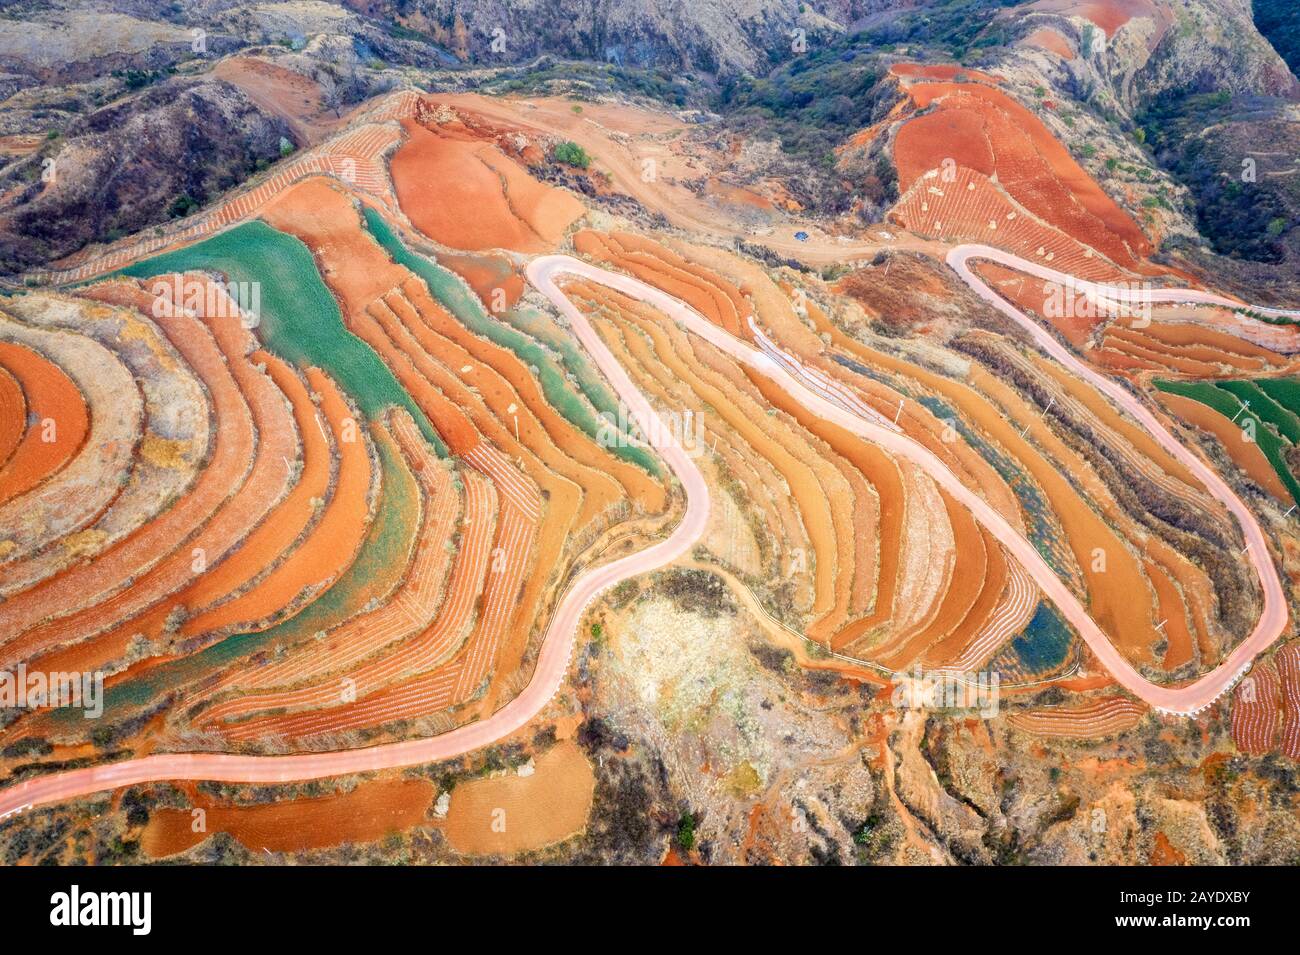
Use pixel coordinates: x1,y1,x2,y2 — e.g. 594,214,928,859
0,245,1293,819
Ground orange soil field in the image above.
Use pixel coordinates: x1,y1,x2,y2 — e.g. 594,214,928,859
67,353,336,665
1231,660,1280,755
1275,644,1300,759
211,57,336,145
193,412,456,711
890,63,1002,84
1143,559,1195,669
141,777,436,858
0,322,141,564
176,421,423,695
444,740,595,855
0,294,302,668
1155,391,1291,502
973,364,1162,662
574,230,752,337
1030,0,1160,38
1008,696,1148,738
204,464,489,730
0,363,25,472
894,79,1151,267
390,116,584,253
0,340,89,506
972,261,1102,347
1022,28,1076,59
182,367,375,636
0,283,256,648
575,282,842,628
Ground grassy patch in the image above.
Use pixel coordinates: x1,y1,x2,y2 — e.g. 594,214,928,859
119,220,446,455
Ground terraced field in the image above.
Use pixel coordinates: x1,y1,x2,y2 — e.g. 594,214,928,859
2,67,1298,860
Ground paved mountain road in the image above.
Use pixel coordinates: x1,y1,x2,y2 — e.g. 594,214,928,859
0,248,1292,818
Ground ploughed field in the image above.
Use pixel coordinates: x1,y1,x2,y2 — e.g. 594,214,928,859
1,77,1297,818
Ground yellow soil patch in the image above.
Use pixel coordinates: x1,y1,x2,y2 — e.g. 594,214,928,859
445,740,595,855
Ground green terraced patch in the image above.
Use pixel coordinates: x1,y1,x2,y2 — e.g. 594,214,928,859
49,430,422,727
118,220,447,456
362,208,661,477
1214,380,1300,443
1009,602,1074,672
1156,378,1300,501
1255,377,1300,417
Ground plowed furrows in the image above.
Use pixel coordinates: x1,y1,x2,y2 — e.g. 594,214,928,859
922,525,1008,668
939,558,1038,672
1139,321,1290,368
0,283,256,642
397,274,663,515
972,365,1161,659
594,314,793,553
1275,644,1300,759
182,367,374,636
387,279,625,523
84,354,333,658
608,232,754,328
799,296,1024,526
575,231,745,336
877,488,987,670
0,364,24,472
1231,660,1280,755
1101,328,1222,377
358,290,570,705
0,293,212,599
1145,535,1216,668
0,340,89,507
0,318,140,562
595,287,842,626
595,311,803,608
998,343,1218,517
892,166,1125,282
220,485,531,742
181,413,432,709
0,300,299,668
1007,697,1148,738
202,466,487,729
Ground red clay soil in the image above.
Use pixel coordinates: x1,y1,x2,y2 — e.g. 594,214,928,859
574,230,752,337
0,282,255,645
0,284,299,668
0,341,89,506
181,367,375,636
390,117,584,253
893,81,1151,268
436,250,526,313
0,363,25,472
1022,28,1076,59
1231,659,1280,755
197,412,465,724
1275,644,1300,760
890,62,1002,85
141,776,436,858
74,352,334,660
211,56,337,146
1030,0,1158,38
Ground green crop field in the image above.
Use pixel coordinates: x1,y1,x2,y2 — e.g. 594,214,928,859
1156,378,1300,501
1214,380,1300,443
119,220,447,455
363,208,661,477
